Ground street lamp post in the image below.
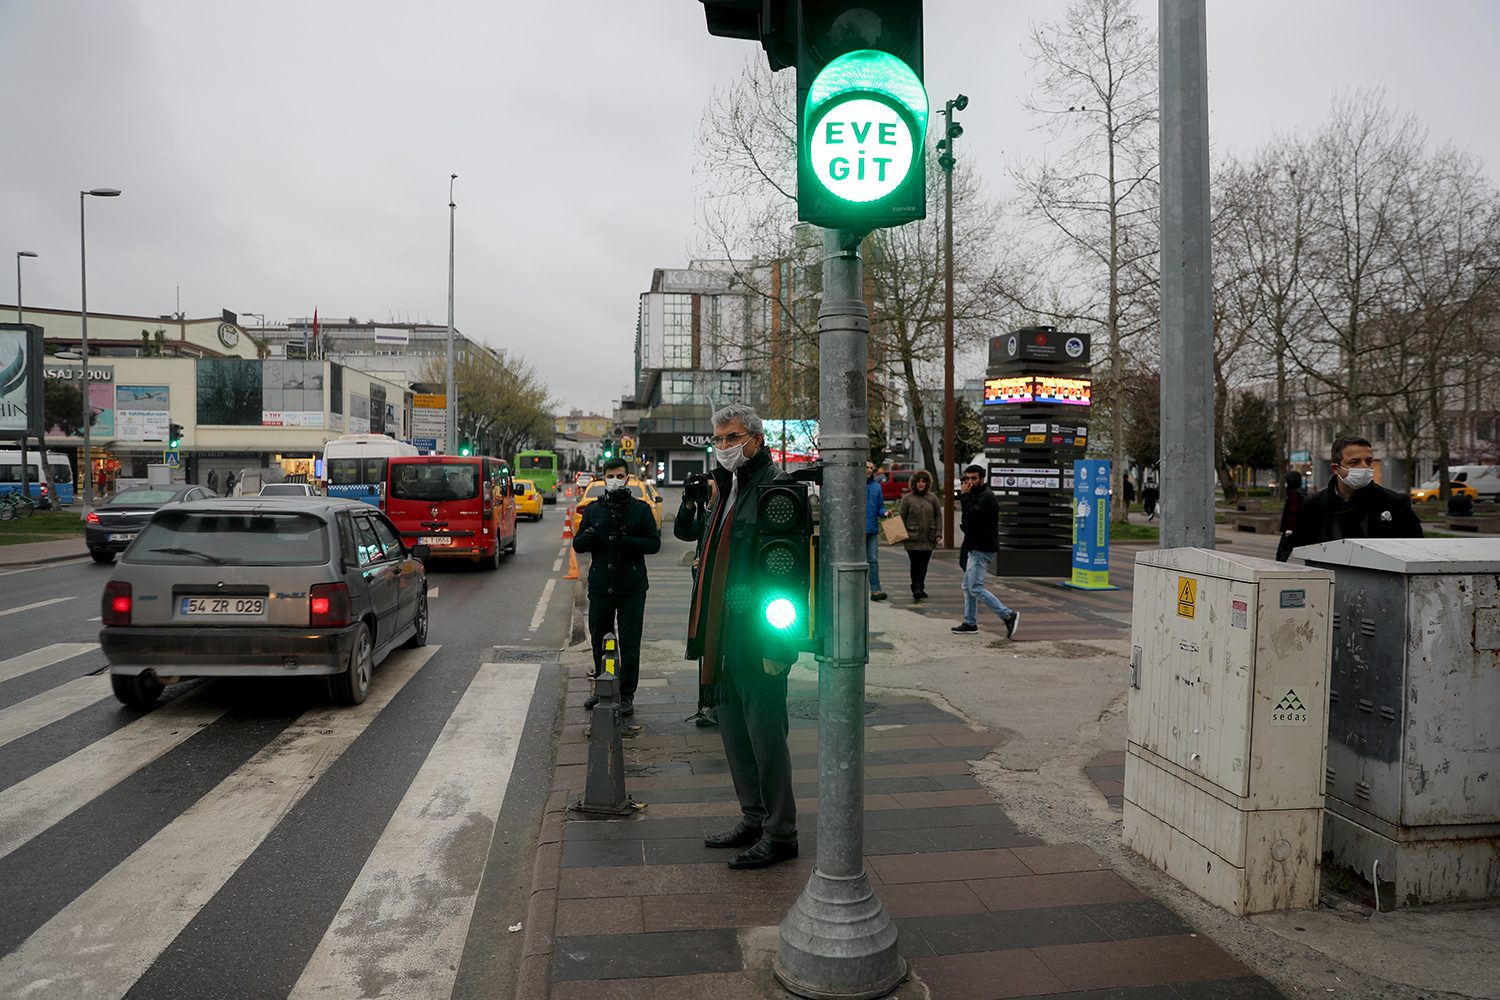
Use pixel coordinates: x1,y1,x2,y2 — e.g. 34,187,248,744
445,174,457,456
936,95,967,548
80,187,121,511
241,312,266,355
16,251,38,502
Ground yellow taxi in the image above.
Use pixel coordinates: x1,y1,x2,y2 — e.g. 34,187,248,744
572,477,664,532
1410,479,1479,502
513,478,544,520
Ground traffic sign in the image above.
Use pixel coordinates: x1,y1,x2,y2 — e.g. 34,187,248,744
164,450,181,468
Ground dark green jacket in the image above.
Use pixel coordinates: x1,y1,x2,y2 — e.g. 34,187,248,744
674,448,800,671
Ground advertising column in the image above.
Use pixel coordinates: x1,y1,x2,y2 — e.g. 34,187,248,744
1067,458,1119,590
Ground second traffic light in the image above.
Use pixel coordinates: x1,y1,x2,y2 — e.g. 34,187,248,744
753,481,813,640
168,422,183,449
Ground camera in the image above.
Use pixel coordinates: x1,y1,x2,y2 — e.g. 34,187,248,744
683,472,713,503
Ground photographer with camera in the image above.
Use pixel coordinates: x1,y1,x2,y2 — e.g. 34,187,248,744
574,457,661,716
674,404,801,869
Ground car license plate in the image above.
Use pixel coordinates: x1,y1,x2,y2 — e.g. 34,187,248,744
179,597,266,616
107,533,138,542
421,536,453,546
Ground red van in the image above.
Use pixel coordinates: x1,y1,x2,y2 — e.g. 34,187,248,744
384,456,518,569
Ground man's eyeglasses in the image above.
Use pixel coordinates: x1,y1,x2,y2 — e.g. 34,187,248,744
711,431,750,447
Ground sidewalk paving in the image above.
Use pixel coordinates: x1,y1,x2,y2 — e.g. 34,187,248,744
520,522,1500,1000
0,536,90,569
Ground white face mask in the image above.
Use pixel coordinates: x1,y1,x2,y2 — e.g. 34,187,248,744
1340,467,1375,490
715,442,748,472
604,476,628,493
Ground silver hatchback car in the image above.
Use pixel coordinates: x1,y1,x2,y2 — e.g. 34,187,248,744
99,497,429,708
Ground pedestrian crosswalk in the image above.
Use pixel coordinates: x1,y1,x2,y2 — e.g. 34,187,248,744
0,638,549,999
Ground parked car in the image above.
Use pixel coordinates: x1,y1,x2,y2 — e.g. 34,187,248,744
875,468,914,504
571,477,664,532
258,482,317,497
85,485,218,564
99,497,429,708
514,478,544,520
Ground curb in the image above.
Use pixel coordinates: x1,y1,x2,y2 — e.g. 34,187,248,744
0,549,90,569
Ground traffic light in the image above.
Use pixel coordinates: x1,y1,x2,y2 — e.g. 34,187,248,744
168,423,183,449
704,1,927,235
753,481,813,639
458,439,472,457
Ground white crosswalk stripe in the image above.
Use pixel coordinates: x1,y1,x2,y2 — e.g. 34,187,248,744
0,673,111,750
0,646,438,1000
0,642,98,684
289,661,541,999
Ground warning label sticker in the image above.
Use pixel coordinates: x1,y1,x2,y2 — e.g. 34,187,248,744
1270,688,1310,726
1231,599,1248,629
1177,577,1197,619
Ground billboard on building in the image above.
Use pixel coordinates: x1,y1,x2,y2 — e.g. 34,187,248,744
115,385,170,441
0,325,45,436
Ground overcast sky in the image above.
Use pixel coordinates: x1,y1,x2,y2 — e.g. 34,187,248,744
3,1,1497,417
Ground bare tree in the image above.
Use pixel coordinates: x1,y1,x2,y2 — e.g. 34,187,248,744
1012,0,1159,517
417,351,555,459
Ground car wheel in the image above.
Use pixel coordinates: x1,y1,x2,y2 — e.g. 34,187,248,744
91,549,115,564
506,530,518,555
402,590,429,648
537,507,544,521
482,541,500,570
112,671,164,709
329,621,374,705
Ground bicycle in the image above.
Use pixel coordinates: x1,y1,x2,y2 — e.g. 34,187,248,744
0,491,36,520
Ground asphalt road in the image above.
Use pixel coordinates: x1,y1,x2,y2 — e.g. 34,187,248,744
0,511,573,1000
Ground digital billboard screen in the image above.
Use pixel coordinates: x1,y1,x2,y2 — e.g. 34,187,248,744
984,375,1091,406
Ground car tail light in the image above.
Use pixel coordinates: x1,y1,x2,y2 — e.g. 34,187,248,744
103,581,132,625
310,582,352,627
86,511,100,524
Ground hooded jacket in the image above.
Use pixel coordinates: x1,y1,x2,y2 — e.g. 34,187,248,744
674,446,801,678
958,479,1001,554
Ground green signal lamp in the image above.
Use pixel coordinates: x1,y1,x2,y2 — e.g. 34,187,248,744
763,595,799,632
799,49,929,232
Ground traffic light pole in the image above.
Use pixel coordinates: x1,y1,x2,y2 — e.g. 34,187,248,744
775,227,905,999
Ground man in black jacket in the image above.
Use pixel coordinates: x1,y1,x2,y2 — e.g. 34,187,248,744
952,465,1019,638
574,457,661,716
675,404,801,870
1287,435,1423,551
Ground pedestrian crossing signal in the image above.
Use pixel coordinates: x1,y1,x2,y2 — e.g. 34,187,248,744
754,482,812,639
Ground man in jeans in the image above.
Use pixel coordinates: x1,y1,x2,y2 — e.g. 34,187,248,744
952,465,1019,638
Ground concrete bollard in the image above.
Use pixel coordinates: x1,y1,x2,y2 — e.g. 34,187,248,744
570,632,635,816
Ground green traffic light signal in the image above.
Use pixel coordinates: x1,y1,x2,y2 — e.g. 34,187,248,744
168,422,183,449
763,595,798,631
753,482,813,638
803,50,928,209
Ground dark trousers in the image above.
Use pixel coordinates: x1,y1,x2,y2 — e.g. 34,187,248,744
718,663,797,843
907,549,933,592
588,590,646,701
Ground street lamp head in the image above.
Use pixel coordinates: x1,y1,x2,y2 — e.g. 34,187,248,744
85,188,122,197
953,94,969,111
18,251,38,258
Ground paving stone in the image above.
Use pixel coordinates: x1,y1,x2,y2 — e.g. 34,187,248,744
564,816,707,842
550,929,743,982
864,827,938,855
1013,843,1109,875
892,917,937,958
916,906,1113,954
897,745,994,764
877,880,989,919
924,824,1038,852
1031,935,1251,993
561,838,645,868
865,806,978,831
968,870,1145,912
632,786,739,804
869,848,1030,884
865,775,951,794
910,948,1068,999
644,837,723,865
1170,975,1288,999
1079,900,1194,940
554,895,644,937
641,891,797,932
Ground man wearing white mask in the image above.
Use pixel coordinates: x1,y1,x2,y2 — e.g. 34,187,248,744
1287,435,1422,550
575,456,661,716
674,404,801,869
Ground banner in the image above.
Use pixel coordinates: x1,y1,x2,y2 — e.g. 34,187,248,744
1066,459,1118,590
1,326,46,436
115,385,170,442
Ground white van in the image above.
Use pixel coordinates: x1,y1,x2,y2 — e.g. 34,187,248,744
1450,465,1500,502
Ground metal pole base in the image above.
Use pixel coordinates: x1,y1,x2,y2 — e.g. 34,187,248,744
774,869,906,999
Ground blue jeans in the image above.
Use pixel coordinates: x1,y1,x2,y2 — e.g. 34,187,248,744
962,550,1012,625
866,532,883,593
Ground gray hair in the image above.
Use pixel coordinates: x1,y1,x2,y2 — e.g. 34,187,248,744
711,403,763,436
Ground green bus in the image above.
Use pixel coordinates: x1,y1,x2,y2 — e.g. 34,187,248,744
514,450,559,504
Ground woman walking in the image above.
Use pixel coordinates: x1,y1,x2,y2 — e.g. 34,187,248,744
897,470,942,599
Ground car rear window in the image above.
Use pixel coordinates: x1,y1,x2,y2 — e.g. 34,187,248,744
126,511,330,566
110,489,179,504
259,484,309,495
390,463,480,502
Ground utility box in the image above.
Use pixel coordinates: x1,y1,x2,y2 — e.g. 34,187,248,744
1125,547,1335,915
1298,538,1500,907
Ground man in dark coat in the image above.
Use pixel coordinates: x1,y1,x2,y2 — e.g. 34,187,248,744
574,457,661,716
952,465,1019,638
1287,435,1423,550
675,404,800,869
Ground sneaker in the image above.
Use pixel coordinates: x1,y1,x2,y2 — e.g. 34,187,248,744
1005,611,1020,640
871,591,888,602
951,622,979,634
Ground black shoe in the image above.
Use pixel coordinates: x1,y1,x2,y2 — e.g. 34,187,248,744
916,589,928,599
620,697,634,716
705,820,763,849
583,694,599,710
1004,611,1021,640
728,838,799,870
871,591,888,602
695,706,718,727
951,622,979,634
